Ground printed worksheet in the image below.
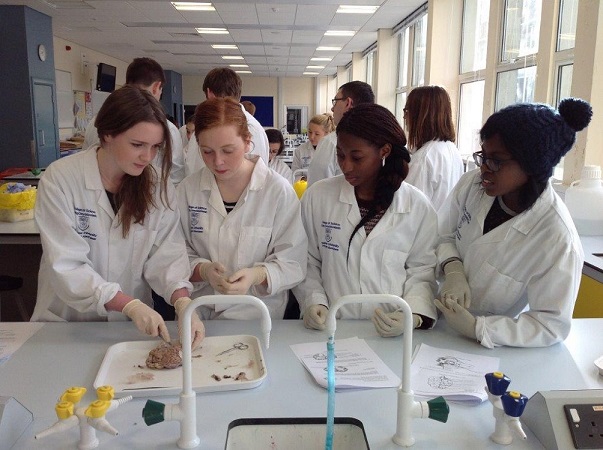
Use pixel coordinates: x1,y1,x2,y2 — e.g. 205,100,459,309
291,337,401,390
0,322,44,365
410,343,499,404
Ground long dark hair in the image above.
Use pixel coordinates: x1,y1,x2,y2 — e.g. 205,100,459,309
336,103,411,260
96,85,172,237
405,85,456,150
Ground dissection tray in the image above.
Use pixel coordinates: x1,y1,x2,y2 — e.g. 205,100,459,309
93,335,266,397
225,417,370,450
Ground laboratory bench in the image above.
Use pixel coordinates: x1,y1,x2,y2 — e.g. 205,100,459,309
0,319,601,449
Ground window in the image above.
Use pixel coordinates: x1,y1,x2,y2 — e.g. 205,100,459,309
553,0,578,180
495,0,541,110
412,13,428,86
457,80,485,158
458,0,491,162
394,12,427,123
501,0,542,63
461,0,490,73
557,0,578,51
365,50,376,87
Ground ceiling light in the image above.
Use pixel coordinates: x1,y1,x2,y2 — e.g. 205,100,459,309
306,65,325,69
336,5,379,14
235,70,252,74
311,57,332,61
325,30,355,37
172,2,215,11
222,55,244,60
229,64,248,68
212,44,238,49
316,46,342,51
196,27,228,34
303,72,319,75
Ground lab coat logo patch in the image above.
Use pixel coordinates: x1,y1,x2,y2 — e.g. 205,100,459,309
189,205,206,233
77,214,89,231
191,211,199,227
320,220,340,251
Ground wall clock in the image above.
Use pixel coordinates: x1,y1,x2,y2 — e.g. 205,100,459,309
38,44,47,61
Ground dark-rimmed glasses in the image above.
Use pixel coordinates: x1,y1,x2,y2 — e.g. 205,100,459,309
472,151,515,172
331,97,348,106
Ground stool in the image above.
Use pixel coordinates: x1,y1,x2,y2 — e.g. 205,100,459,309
0,275,30,321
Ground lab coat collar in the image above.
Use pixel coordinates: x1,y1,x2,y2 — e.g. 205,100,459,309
510,181,555,236
82,146,115,218
338,177,413,214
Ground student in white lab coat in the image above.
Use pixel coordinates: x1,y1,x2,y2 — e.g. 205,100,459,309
177,97,307,320
298,103,438,336
436,98,592,348
266,128,293,183
179,113,195,149
184,68,269,177
403,85,464,210
83,57,186,186
306,81,375,186
32,86,205,349
291,113,336,175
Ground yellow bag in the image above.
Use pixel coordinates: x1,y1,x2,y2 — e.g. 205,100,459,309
0,183,37,222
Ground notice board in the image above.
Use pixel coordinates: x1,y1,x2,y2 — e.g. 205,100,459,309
240,96,273,127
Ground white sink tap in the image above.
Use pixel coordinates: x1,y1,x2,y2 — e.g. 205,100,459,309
143,295,272,449
326,294,449,447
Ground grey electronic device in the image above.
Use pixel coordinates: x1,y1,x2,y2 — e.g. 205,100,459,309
522,390,603,450
0,396,33,449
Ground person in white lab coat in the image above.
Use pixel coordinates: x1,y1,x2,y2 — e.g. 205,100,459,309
184,67,269,177
179,113,195,149
177,97,307,320
306,81,375,186
266,128,293,183
436,98,592,348
83,57,186,186
32,86,205,350
403,86,464,210
297,103,438,337
291,113,336,176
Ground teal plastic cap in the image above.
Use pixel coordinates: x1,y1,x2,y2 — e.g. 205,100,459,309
142,399,165,426
427,396,450,423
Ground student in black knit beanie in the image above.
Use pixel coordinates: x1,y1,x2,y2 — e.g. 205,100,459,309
435,98,592,348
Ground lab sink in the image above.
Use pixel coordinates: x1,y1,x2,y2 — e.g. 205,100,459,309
225,417,370,449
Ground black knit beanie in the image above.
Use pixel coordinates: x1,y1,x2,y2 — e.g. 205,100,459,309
480,98,593,182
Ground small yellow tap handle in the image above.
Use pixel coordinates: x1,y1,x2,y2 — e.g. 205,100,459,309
85,400,111,418
55,401,74,420
96,386,115,401
60,387,87,404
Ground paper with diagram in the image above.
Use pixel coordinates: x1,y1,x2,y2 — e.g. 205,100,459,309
291,336,401,390
410,343,499,404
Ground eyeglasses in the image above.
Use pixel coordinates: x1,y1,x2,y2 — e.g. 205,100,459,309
331,97,348,106
472,151,515,172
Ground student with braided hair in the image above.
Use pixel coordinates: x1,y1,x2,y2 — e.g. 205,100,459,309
296,103,438,337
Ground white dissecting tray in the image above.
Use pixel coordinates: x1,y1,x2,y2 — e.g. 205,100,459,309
93,335,266,397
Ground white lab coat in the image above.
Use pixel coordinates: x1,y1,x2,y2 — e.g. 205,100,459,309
176,156,307,320
31,147,193,322
184,105,269,177
306,132,341,186
269,157,293,183
405,140,464,211
179,124,190,149
83,118,186,186
437,170,584,348
292,140,315,173
298,175,438,320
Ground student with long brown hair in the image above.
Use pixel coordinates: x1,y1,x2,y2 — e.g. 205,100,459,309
404,85,464,210
32,85,204,350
